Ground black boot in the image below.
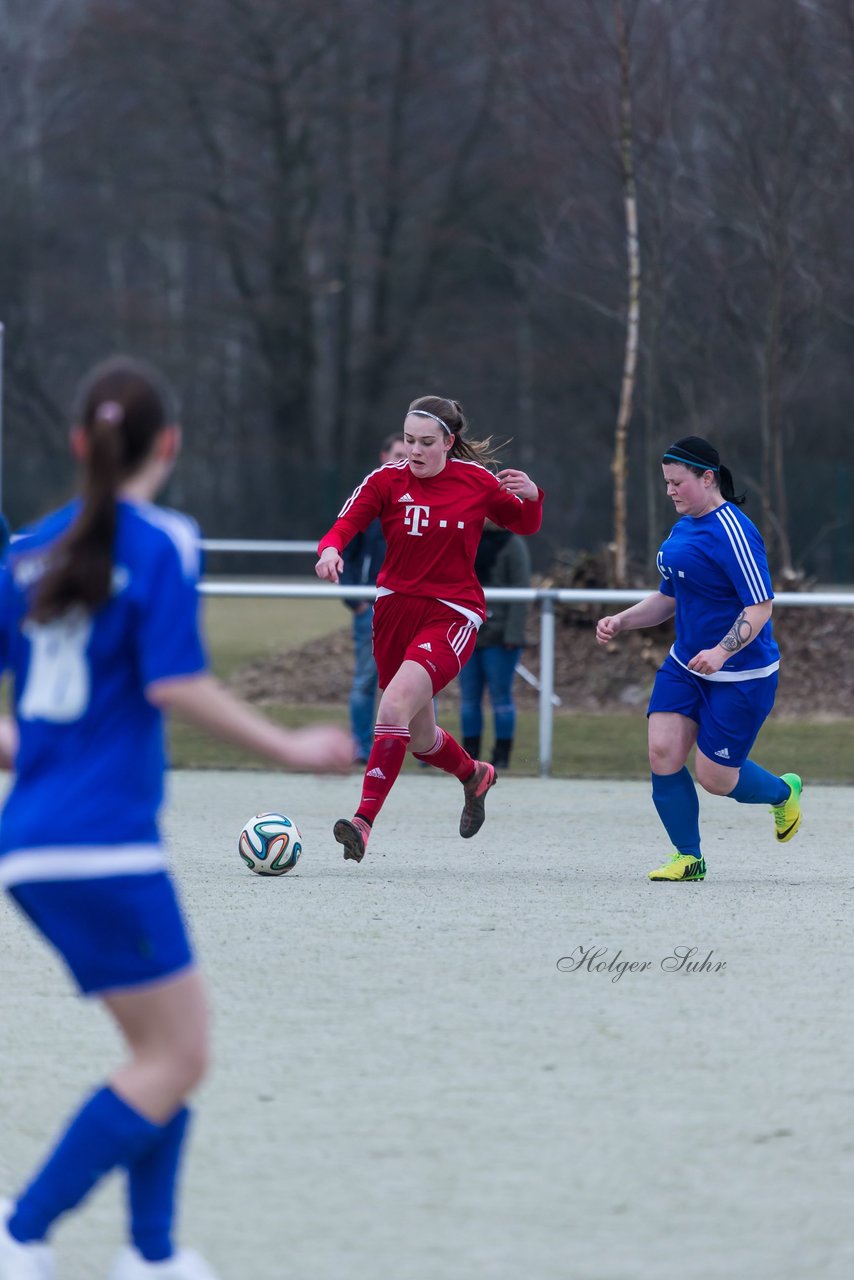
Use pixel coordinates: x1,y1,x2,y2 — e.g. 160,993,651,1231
463,735,481,761
491,738,513,770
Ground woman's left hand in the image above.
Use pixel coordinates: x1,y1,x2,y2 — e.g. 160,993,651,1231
687,647,727,676
497,469,539,501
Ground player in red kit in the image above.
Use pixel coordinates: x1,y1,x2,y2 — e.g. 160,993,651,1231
316,395,544,862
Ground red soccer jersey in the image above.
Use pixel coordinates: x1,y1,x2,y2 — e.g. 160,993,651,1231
317,457,544,619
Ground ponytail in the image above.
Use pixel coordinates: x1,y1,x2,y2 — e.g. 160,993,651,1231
718,464,746,506
408,395,504,468
30,357,171,624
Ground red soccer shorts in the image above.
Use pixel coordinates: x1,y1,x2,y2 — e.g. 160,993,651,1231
372,593,479,694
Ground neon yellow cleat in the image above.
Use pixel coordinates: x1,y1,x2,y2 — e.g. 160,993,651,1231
648,852,706,882
771,773,802,843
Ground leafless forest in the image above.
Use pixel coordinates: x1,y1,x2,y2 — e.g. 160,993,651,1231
1,0,853,579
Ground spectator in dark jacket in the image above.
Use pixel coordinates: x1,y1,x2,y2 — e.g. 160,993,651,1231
458,520,531,770
340,432,407,761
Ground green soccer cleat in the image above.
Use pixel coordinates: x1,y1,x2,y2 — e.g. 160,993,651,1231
771,773,802,843
648,852,706,882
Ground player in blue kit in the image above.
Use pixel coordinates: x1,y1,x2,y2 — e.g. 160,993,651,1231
0,357,352,1280
596,436,802,882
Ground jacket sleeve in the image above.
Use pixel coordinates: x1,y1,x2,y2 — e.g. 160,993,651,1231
499,536,532,648
485,484,544,535
317,472,384,557
339,532,365,611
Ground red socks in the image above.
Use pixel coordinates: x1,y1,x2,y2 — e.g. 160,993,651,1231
356,726,475,827
356,725,411,825
412,727,474,781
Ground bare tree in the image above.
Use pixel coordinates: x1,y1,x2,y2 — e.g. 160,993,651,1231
610,0,641,585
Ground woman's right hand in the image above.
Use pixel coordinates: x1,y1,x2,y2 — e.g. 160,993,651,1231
315,547,343,583
595,614,622,645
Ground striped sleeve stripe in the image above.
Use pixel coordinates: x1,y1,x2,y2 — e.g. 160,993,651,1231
715,507,767,603
336,459,408,519
449,457,524,503
140,506,201,579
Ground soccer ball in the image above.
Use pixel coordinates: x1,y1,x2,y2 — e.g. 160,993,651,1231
238,812,302,876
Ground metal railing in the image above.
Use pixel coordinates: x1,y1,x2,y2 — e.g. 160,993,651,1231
200,566,854,776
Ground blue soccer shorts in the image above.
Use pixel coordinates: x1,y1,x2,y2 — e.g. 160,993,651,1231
647,653,778,768
8,869,194,995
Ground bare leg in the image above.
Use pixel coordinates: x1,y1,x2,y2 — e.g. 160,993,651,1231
103,968,209,1123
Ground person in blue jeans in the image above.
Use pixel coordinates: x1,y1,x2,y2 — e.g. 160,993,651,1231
458,521,531,770
341,432,407,761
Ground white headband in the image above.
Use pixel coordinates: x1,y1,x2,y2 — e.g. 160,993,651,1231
409,409,452,435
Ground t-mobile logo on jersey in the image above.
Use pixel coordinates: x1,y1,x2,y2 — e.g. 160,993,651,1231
403,504,430,536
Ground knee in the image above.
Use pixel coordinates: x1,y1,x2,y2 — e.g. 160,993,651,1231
695,763,734,796
649,740,681,774
173,1033,210,1095
378,697,405,726
153,1026,209,1097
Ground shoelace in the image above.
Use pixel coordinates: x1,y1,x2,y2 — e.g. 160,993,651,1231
771,790,793,828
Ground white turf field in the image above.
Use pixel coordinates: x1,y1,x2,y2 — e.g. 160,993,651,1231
1,773,852,1280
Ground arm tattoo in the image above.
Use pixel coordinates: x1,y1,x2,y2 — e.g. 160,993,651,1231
719,609,753,653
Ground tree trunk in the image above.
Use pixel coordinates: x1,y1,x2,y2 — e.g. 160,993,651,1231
611,0,641,586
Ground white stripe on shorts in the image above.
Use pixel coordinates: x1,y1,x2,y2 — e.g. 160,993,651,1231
669,645,779,682
450,621,476,656
0,844,166,888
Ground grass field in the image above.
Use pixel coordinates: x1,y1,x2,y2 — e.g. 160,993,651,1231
202,583,345,679
172,592,854,782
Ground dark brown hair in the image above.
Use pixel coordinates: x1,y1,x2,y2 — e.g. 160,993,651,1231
30,356,173,623
407,396,502,468
662,435,746,506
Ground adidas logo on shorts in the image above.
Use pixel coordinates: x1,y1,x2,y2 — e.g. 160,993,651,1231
417,641,432,651
714,747,731,759
366,767,386,779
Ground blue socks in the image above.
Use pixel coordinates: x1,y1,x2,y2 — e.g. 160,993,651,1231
8,1087,160,1244
129,1107,191,1262
726,759,790,806
8,1087,191,1261
651,768,701,856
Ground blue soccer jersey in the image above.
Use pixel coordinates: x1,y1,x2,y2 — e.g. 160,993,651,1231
656,502,780,679
0,500,207,885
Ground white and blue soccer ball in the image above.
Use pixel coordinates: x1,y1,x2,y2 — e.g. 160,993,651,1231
238,812,302,876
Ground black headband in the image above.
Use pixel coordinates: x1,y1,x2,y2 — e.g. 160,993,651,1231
662,442,720,473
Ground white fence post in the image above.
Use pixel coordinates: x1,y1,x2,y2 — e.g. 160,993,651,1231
538,595,556,776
